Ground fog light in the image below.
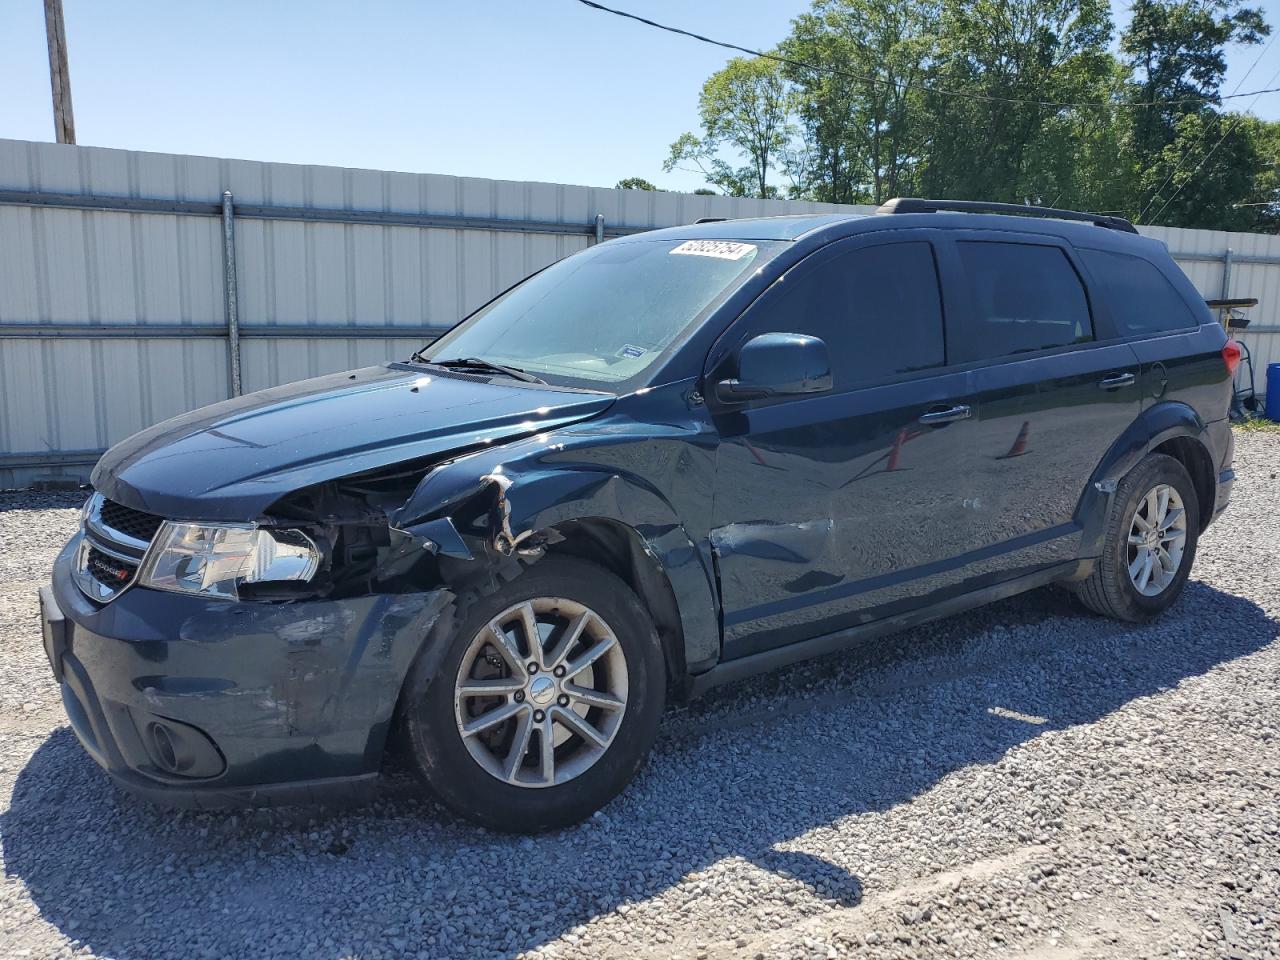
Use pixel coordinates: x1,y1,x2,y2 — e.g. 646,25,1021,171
149,722,178,772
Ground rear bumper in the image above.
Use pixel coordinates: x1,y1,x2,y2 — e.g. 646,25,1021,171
1203,418,1234,525
1214,468,1234,522
42,537,449,808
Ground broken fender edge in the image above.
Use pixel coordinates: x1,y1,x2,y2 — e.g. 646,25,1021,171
395,516,473,560
383,431,723,670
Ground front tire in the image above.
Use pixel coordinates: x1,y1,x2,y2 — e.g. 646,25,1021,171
1073,453,1199,622
401,556,665,832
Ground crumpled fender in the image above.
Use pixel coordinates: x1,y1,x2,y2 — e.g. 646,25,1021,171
389,427,722,670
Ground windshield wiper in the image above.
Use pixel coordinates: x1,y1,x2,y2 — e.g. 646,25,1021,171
425,356,546,384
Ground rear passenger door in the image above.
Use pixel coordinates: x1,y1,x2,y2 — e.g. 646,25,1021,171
936,233,1143,578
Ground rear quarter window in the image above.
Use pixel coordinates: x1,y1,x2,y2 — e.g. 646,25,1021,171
1078,248,1200,338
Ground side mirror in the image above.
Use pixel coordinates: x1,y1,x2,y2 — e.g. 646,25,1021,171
716,332,833,403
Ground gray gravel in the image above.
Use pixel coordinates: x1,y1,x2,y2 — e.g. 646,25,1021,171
2,433,1278,960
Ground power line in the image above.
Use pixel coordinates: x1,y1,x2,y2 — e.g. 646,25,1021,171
575,0,1280,111
1146,61,1280,225
1136,31,1277,223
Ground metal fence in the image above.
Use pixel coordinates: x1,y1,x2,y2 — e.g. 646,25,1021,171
1,137,1277,488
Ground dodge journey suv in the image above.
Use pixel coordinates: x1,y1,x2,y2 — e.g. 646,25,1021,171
40,198,1236,831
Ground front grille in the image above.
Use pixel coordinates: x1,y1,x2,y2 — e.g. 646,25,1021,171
74,493,157,603
99,498,164,543
86,546,138,588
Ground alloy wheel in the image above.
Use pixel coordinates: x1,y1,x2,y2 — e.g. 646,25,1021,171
1127,482,1188,597
453,597,628,788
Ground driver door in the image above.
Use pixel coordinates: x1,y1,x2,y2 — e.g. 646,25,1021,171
707,234,979,659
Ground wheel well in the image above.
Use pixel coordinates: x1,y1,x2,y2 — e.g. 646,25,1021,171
542,518,687,697
1152,436,1214,531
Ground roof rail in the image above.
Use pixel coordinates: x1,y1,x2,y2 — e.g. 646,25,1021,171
876,197,1138,234
693,216,729,224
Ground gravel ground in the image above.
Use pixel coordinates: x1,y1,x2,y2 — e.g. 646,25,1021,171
1,433,1278,960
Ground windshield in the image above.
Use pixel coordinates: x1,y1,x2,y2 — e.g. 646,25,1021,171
422,238,783,389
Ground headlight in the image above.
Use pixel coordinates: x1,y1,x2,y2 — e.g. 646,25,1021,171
137,522,320,599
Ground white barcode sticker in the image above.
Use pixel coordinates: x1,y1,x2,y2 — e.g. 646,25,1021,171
670,240,757,261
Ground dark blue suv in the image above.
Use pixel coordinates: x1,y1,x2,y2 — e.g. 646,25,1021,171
40,199,1237,831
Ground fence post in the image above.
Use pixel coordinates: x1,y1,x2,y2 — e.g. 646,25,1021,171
1221,247,1234,301
595,213,605,244
221,190,242,397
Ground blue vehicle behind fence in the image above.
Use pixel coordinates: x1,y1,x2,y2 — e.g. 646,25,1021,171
41,199,1236,831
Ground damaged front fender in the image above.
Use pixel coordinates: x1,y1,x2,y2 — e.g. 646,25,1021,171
388,424,722,671
396,516,473,560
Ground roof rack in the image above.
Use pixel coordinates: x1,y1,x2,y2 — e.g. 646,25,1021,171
876,197,1138,234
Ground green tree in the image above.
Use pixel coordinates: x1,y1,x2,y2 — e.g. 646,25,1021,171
1124,0,1268,156
1140,111,1272,229
669,0,1275,228
665,57,794,198
1242,117,1280,231
919,0,1117,204
1121,0,1270,224
665,133,747,196
615,177,659,191
781,0,937,203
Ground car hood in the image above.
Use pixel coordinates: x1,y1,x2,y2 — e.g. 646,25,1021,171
92,364,615,521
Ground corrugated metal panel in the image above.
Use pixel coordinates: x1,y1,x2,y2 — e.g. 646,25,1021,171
1142,222,1280,383
0,138,862,487
2,134,1277,488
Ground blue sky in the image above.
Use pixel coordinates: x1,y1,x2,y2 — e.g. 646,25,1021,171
2,0,1279,192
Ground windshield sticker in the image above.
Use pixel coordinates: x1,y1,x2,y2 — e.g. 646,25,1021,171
617,343,647,360
670,240,757,261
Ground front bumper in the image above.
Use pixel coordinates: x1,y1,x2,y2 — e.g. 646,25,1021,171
42,536,449,809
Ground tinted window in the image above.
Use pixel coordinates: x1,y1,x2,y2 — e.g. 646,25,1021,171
955,242,1092,362
739,241,945,387
1079,248,1199,337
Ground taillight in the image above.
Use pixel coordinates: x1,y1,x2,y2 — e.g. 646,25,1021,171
1222,339,1242,376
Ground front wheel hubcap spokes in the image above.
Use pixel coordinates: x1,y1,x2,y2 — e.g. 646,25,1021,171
454,597,628,788
1126,482,1187,597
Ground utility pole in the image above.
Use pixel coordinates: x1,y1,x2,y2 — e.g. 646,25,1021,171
44,0,76,144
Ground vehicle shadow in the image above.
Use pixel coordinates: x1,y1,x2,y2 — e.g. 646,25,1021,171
3,580,1274,960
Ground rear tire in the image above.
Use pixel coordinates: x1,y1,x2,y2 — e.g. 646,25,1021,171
1073,453,1199,622
400,556,665,832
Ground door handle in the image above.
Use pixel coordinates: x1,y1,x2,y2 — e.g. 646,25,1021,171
918,404,972,425
1097,372,1136,390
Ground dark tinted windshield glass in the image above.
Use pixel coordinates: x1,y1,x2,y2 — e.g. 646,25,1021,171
1079,248,1199,337
955,242,1092,361
736,240,945,388
425,238,782,389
